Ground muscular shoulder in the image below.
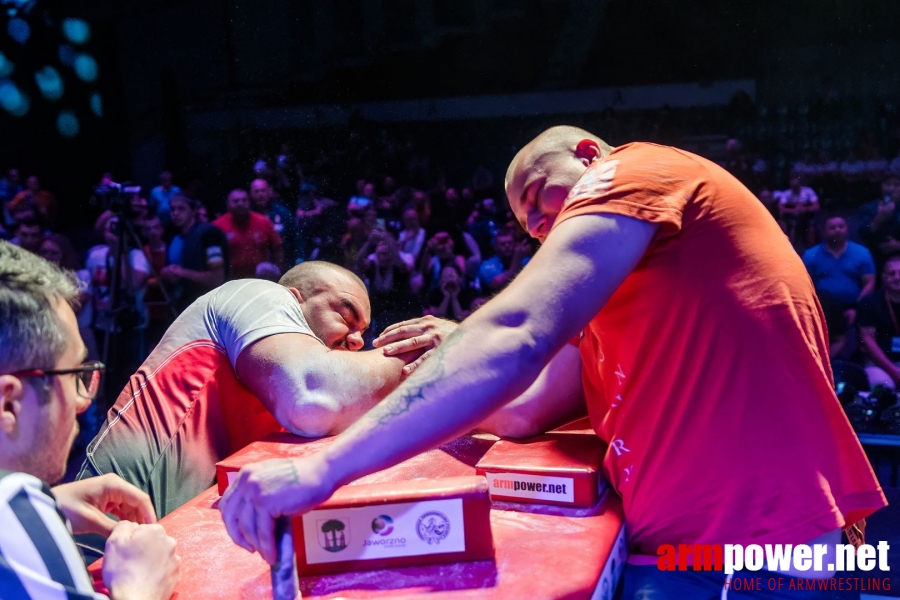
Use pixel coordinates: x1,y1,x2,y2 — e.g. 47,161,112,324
206,280,320,366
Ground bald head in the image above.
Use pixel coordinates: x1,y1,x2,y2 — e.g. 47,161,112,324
279,261,371,351
504,126,613,241
250,178,272,209
279,261,364,296
505,126,607,192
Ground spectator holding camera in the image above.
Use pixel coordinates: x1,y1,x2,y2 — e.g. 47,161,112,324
87,213,151,336
418,231,467,295
858,171,900,270
467,197,499,258
478,227,533,293
424,264,474,321
859,255,900,389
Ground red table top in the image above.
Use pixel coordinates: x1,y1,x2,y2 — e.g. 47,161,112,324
90,432,624,599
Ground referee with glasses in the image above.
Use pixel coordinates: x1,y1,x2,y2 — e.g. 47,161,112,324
0,240,180,599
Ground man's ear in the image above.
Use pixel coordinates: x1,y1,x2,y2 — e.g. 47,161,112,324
0,375,24,436
288,286,305,303
575,139,601,164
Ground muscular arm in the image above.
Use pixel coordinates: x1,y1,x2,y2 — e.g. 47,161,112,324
221,213,658,563
320,213,656,487
234,333,413,438
476,343,585,438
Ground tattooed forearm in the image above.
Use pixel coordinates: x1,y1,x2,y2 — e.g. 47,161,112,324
372,332,463,425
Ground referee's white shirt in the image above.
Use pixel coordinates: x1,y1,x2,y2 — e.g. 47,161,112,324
0,470,107,599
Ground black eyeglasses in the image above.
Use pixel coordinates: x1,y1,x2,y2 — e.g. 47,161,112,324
9,360,105,399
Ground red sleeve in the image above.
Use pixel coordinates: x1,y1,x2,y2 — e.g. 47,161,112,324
552,143,699,241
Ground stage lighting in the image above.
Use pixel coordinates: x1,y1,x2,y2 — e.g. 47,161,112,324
56,110,78,137
0,52,12,77
61,18,89,44
1,0,35,14
35,66,63,100
73,53,98,81
90,91,102,116
0,80,28,116
7,17,29,43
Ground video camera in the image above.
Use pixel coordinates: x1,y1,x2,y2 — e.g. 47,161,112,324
91,181,142,217
838,382,900,434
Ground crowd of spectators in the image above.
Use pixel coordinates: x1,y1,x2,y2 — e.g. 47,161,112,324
2,89,900,406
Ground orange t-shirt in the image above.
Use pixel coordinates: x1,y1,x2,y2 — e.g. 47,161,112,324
552,142,886,556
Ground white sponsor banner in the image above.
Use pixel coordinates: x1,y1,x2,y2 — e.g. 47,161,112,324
302,498,465,565
486,472,575,503
590,525,627,600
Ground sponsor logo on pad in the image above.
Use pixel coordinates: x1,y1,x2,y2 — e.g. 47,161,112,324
318,518,349,553
302,499,466,564
416,511,450,545
486,472,575,503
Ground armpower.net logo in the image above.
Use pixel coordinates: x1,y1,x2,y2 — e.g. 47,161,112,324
657,543,892,592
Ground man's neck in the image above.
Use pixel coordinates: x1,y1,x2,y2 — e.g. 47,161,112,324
232,213,250,226
825,240,847,254
888,290,900,304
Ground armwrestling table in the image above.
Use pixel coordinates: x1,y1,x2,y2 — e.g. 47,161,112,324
89,433,625,599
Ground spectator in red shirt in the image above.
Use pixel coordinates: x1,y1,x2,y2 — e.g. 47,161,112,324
213,188,282,279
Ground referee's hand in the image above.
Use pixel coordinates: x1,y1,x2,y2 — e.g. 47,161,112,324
103,521,180,600
53,473,156,537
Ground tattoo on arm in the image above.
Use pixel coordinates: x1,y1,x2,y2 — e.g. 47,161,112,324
372,333,462,425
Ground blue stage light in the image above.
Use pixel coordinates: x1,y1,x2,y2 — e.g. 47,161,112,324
35,66,63,100
62,18,90,44
0,52,12,77
73,54,98,82
90,91,102,117
7,17,29,43
57,110,79,137
0,80,28,116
